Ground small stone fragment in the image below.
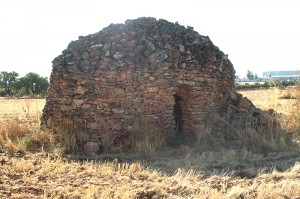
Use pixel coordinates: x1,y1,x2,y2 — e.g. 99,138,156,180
238,97,253,110
112,108,125,114
179,44,185,52
84,142,100,155
73,99,84,106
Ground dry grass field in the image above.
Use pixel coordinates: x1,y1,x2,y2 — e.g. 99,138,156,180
0,87,300,198
239,87,298,115
0,97,45,124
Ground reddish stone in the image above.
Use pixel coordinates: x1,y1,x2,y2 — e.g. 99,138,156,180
238,97,253,110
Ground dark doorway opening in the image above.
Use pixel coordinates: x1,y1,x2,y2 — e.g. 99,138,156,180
174,95,183,133
173,95,184,146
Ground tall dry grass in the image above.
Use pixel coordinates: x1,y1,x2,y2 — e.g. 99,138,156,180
0,99,54,154
293,83,300,119
126,117,167,155
0,120,54,154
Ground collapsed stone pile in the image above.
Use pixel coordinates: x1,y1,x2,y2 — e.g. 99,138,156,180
42,17,272,154
209,91,273,134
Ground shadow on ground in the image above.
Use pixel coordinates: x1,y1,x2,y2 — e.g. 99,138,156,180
68,144,300,179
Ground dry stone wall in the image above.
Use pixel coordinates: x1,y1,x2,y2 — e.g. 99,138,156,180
42,17,245,150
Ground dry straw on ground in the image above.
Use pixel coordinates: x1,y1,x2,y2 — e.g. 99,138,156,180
1,152,299,198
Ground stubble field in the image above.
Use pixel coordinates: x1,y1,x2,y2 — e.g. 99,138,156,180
0,98,45,123
0,87,299,198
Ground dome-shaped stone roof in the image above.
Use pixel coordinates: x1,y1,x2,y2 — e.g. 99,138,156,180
53,17,234,75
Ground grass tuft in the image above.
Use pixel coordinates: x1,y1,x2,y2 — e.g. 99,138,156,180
0,119,54,153
126,117,167,155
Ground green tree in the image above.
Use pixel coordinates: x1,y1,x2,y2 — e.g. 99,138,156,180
246,70,255,80
0,71,19,95
17,72,49,95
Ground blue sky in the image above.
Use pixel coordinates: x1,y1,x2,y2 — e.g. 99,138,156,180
0,0,299,78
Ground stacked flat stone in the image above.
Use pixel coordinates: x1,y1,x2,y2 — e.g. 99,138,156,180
42,17,269,152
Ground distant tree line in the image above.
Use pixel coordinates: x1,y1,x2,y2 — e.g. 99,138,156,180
0,71,49,96
235,79,299,90
246,70,258,80
235,70,260,81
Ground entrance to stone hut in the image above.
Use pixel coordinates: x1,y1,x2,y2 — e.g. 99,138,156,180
174,95,183,132
172,84,191,144
172,94,184,145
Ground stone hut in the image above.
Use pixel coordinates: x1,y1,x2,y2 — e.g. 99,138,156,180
42,17,240,147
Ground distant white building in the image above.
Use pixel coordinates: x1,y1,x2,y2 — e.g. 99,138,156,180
263,70,300,80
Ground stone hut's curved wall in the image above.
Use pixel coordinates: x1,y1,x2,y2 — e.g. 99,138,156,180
42,17,235,138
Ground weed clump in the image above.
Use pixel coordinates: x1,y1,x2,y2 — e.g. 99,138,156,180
126,118,167,155
90,116,168,155
0,120,54,154
293,82,300,119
